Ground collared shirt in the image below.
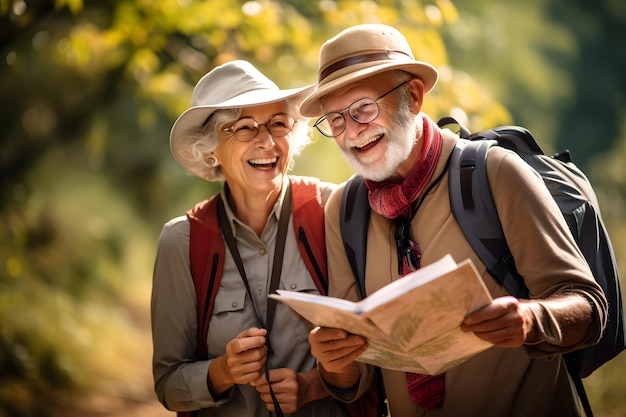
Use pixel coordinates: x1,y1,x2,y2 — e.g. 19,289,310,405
151,177,345,417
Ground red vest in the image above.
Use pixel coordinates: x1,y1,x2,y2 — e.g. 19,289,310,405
182,176,384,417
186,176,328,359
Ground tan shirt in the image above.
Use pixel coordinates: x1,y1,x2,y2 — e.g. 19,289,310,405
152,178,347,417
324,129,607,417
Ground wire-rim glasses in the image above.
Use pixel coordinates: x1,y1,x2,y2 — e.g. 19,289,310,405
313,80,409,138
222,113,297,142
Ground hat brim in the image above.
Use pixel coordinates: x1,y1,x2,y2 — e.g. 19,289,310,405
170,84,314,178
300,61,438,117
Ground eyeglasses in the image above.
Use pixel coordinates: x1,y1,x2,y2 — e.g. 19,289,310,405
395,216,420,274
222,113,297,142
313,80,409,138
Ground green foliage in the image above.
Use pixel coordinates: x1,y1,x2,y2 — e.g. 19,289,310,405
441,0,575,150
0,1,625,416
0,154,154,415
442,0,626,169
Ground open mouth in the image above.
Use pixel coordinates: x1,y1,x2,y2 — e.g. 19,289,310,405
354,133,383,152
248,157,278,169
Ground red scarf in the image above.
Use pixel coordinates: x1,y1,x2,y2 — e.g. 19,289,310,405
365,116,443,219
364,116,446,410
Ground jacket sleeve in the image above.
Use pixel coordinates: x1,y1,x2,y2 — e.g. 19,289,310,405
151,217,230,411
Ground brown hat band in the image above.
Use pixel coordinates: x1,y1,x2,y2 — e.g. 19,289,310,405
319,51,413,82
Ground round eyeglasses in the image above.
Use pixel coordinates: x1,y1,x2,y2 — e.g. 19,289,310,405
313,80,409,138
222,113,297,142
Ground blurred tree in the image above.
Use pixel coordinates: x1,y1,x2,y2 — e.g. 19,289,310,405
0,1,508,415
547,0,626,166
1,1,623,416
442,0,626,169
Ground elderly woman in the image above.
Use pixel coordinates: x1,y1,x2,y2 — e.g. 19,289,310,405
151,61,348,417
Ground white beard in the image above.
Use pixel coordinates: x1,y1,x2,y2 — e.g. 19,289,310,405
340,98,422,182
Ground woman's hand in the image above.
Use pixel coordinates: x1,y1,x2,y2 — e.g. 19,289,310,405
208,327,268,396
253,367,328,413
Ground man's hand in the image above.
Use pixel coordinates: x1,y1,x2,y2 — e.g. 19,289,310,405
461,296,536,347
309,327,368,373
308,326,368,391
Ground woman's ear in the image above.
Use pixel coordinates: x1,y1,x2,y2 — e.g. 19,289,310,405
407,78,425,114
205,154,220,167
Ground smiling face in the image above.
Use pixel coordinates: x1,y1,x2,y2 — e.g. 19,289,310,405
213,101,293,202
319,72,425,182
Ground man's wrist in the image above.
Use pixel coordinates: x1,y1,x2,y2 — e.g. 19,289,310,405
325,380,359,395
318,361,362,390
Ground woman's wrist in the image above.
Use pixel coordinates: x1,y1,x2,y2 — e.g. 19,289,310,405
207,355,234,398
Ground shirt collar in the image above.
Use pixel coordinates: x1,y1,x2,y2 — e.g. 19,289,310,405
219,176,289,237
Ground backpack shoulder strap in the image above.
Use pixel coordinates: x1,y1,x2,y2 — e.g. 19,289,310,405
290,176,328,295
339,174,370,298
338,174,388,417
448,138,529,299
186,196,225,360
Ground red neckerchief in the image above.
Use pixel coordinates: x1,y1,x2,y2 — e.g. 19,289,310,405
366,115,443,219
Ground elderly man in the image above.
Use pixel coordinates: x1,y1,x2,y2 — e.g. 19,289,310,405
301,24,607,417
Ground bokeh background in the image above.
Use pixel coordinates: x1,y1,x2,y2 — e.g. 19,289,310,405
1,0,624,416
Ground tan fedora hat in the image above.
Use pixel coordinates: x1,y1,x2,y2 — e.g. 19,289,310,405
300,24,439,117
170,60,314,177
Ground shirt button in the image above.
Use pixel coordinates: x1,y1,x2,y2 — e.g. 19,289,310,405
232,302,238,308
290,283,297,290
259,248,267,255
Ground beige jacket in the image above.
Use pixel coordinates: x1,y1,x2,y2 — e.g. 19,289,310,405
323,128,607,417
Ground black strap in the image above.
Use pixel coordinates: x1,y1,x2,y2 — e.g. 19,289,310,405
565,355,594,417
448,140,530,299
217,184,293,417
267,185,293,342
340,174,370,298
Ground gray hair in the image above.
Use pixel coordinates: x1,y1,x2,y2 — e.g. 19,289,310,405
178,103,312,182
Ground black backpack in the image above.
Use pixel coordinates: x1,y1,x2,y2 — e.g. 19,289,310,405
339,117,625,417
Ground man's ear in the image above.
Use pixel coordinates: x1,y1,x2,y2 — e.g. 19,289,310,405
407,78,425,114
